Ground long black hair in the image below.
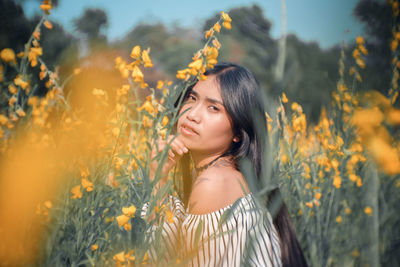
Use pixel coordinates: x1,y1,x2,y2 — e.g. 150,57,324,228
176,62,308,267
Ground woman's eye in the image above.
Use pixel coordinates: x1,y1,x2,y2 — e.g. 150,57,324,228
185,95,196,102
209,105,219,112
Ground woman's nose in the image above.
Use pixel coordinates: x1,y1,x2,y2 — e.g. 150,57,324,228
186,104,201,123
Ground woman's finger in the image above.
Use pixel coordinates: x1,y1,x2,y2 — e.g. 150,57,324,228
172,138,188,154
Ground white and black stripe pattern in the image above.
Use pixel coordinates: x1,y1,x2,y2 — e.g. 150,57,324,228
141,194,281,266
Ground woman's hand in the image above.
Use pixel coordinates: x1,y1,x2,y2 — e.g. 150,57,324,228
148,135,188,224
150,135,188,185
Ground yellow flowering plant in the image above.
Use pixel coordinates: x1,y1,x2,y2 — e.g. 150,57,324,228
0,0,399,266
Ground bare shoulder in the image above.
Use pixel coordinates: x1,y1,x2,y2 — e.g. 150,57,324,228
188,165,250,215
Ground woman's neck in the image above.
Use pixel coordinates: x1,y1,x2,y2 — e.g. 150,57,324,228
191,151,229,170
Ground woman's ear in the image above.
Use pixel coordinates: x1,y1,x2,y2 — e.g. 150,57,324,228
233,136,240,143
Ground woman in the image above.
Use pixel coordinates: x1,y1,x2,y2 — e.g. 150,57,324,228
145,62,308,266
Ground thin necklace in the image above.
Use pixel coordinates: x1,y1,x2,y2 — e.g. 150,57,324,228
195,154,225,174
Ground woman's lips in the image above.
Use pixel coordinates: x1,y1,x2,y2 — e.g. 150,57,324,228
180,123,198,136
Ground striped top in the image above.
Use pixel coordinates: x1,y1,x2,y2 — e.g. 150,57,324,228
142,193,281,266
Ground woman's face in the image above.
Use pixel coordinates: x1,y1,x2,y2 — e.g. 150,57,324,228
177,75,235,155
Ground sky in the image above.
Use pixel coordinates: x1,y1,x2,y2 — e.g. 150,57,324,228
23,0,364,49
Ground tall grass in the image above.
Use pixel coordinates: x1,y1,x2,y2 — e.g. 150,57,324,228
0,1,399,266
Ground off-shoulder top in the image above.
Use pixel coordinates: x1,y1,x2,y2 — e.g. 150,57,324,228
141,193,281,267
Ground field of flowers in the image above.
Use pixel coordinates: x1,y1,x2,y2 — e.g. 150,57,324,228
0,0,399,266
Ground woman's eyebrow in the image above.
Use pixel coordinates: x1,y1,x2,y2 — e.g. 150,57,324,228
205,97,223,106
191,89,224,106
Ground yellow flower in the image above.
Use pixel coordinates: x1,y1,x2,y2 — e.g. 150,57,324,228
44,201,52,209
80,166,90,178
336,216,342,223
364,206,372,216
124,223,132,231
105,216,114,223
127,158,138,171
9,96,17,106
213,22,221,32
212,39,221,49
369,137,400,174
356,58,365,68
345,208,352,214
352,108,383,133
305,202,313,208
81,178,94,192
71,185,82,199
355,36,364,45
282,93,288,103
14,75,29,89
132,65,144,82
359,44,368,55
291,102,302,112
130,45,141,59
392,39,399,52
221,11,232,22
74,68,81,75
387,108,400,125
122,205,137,217
125,250,135,261
352,248,360,257
343,103,351,113
188,58,203,71
315,192,322,200
33,31,40,40
156,80,164,89
113,251,125,262
40,0,53,14
16,108,26,117
136,100,155,114
44,20,53,29
116,214,130,227
222,21,231,30
349,174,358,182
39,70,47,80
207,47,219,59
352,48,360,59
142,115,153,128
298,209,303,215
0,48,16,64
162,115,169,126
28,47,43,67
333,176,341,188
8,84,17,94
176,69,188,80
159,128,167,140
142,50,153,68
331,159,339,169
91,244,98,251
281,154,288,164
0,114,8,125
356,177,363,187
205,29,213,39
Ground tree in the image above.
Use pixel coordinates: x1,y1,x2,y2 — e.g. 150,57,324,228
353,0,394,94
73,8,108,50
